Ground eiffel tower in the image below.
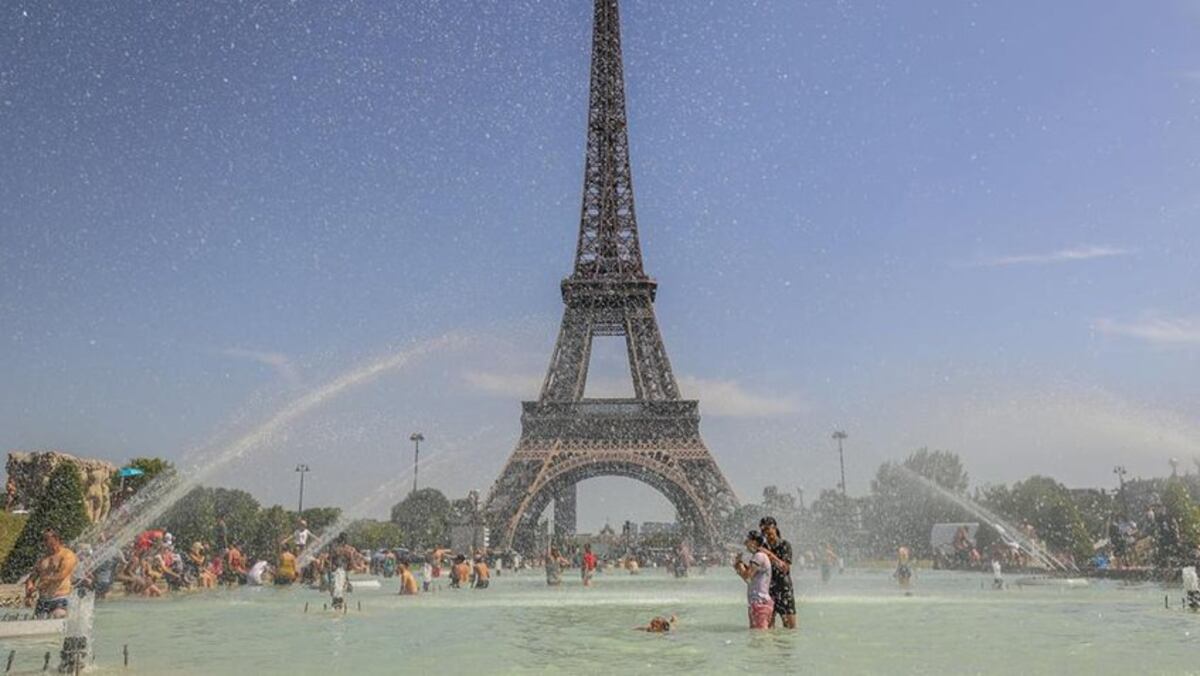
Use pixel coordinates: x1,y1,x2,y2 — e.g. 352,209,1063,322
484,0,739,553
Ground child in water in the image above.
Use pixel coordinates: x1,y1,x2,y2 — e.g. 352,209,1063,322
635,615,677,632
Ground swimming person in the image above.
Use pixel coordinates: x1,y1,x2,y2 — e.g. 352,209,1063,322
635,615,677,633
759,516,797,629
581,543,597,587
894,546,913,594
25,529,77,619
733,530,774,630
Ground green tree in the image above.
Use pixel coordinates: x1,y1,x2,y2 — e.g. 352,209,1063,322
391,488,450,549
1157,478,1200,567
296,507,342,533
111,457,175,497
160,486,217,553
211,487,261,548
865,449,971,557
249,505,293,561
344,519,405,550
984,475,1092,564
1,463,90,582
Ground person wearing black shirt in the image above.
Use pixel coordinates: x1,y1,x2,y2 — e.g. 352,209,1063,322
759,516,797,628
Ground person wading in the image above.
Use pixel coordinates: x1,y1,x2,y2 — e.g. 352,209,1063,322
759,516,797,629
25,529,77,619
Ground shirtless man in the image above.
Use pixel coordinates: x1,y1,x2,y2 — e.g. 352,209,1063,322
450,555,471,589
25,529,78,618
471,556,490,589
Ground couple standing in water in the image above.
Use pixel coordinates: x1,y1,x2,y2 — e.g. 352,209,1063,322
733,516,797,630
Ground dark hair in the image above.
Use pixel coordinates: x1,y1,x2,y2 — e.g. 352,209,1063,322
759,516,777,528
746,530,766,547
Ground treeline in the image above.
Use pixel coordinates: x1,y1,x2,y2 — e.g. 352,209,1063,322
731,448,1200,567
0,458,488,580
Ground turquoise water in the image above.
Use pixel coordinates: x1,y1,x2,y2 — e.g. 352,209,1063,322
3,568,1199,674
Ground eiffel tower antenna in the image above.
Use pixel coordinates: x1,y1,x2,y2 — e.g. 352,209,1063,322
485,0,738,553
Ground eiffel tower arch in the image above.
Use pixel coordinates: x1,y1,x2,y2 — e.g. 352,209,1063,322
484,0,739,553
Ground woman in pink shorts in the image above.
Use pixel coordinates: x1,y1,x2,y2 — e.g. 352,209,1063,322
734,530,775,629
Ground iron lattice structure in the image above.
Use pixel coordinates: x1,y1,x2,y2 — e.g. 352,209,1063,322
484,0,739,553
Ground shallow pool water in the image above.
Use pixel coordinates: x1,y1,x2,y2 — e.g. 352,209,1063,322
3,568,1198,674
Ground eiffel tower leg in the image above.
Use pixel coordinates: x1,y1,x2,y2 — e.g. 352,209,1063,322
553,484,577,541
624,300,680,401
540,307,594,401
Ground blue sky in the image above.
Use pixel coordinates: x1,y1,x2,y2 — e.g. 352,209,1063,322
2,0,1198,529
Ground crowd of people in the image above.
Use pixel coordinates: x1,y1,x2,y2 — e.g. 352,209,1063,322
16,508,817,635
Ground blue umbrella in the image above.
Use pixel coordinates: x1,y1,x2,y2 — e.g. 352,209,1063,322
118,467,145,478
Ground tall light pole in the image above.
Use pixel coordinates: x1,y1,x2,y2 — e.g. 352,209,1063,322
410,432,424,495
1113,465,1127,511
295,464,310,514
832,430,848,497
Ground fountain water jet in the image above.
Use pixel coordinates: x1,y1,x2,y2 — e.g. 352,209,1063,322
895,466,1076,573
75,332,470,575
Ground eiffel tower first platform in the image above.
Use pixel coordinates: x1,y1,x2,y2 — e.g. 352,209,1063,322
484,0,739,553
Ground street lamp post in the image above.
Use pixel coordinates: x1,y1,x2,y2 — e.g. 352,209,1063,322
1113,465,1127,511
295,464,310,514
832,430,848,497
410,432,424,495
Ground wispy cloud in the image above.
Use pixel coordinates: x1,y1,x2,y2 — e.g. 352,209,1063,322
463,371,803,418
219,348,301,384
967,245,1132,268
462,371,543,398
1094,316,1200,346
679,377,805,418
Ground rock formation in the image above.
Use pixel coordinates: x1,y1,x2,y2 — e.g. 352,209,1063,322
5,451,116,524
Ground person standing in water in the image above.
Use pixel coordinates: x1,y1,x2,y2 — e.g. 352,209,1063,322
471,555,490,589
733,531,774,630
759,517,797,629
820,543,835,584
581,544,598,587
545,547,568,586
450,555,471,589
420,556,433,592
894,545,913,594
25,529,77,619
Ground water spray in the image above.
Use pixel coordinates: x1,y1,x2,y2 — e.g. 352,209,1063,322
895,466,1075,573
75,332,468,575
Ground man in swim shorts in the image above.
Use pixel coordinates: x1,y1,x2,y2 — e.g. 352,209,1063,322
25,529,77,619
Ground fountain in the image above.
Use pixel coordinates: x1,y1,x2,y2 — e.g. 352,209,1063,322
57,333,467,669
74,332,468,575
894,466,1077,574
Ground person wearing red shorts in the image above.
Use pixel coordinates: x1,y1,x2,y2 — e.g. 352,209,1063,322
734,530,774,629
